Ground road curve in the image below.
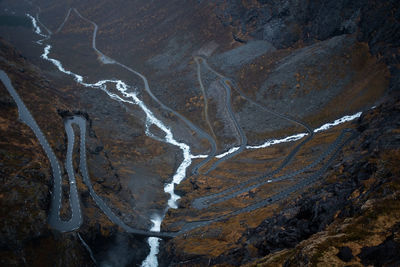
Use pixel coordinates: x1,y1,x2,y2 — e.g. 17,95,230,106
55,8,72,34
194,56,248,174
1,70,176,238
199,56,314,135
193,127,353,209
194,56,217,141
180,128,358,233
72,9,217,175
204,77,248,174
191,57,315,208
66,116,176,238
0,70,82,232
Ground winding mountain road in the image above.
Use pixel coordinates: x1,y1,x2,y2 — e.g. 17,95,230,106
191,57,316,208
204,73,248,174
20,8,362,240
1,70,176,238
194,56,248,174
194,56,217,141
72,9,217,175
199,57,314,134
180,128,357,233
193,127,353,209
66,116,175,238
0,70,82,232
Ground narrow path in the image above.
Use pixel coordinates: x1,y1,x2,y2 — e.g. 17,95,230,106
77,233,97,265
35,8,52,35
194,56,217,141
28,7,72,44
55,8,72,34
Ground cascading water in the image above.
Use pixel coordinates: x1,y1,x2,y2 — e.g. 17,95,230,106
141,216,162,267
26,12,366,267
27,14,191,266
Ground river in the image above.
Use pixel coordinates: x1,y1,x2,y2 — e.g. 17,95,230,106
20,9,366,267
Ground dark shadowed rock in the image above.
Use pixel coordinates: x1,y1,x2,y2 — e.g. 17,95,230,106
358,234,400,266
337,246,354,262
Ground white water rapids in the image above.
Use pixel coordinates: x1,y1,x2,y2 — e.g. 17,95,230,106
141,215,162,267
27,14,186,266
213,111,363,153
26,13,364,267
